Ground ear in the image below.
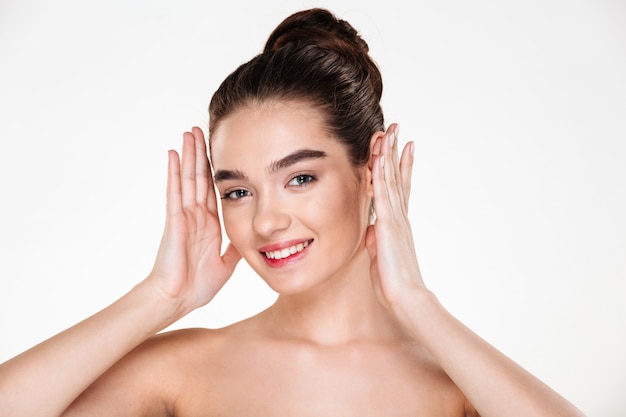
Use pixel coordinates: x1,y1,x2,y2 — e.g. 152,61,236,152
366,130,385,198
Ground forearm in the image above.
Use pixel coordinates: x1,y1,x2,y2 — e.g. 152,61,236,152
0,280,178,417
396,289,585,417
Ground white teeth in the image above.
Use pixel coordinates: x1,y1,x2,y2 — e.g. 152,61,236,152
265,240,310,260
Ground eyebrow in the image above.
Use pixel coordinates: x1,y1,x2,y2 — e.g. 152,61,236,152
267,149,327,174
213,149,327,183
213,168,248,183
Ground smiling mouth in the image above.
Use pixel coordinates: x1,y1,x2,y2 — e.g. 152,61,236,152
263,239,313,260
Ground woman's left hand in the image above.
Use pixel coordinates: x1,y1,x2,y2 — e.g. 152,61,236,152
367,125,587,417
366,123,427,313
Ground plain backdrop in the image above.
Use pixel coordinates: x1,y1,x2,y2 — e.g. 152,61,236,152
1,0,624,415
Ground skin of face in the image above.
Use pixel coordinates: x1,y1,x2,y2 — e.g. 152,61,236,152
210,100,374,296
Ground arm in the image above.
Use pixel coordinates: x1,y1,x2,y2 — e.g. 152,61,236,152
0,127,240,417
367,124,585,417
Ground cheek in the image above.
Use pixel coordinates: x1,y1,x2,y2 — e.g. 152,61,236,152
311,183,369,233
338,178,370,217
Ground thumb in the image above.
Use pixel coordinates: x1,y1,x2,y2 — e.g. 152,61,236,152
222,242,242,275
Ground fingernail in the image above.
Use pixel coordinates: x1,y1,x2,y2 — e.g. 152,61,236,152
389,131,395,148
396,124,400,139
410,141,415,156
380,155,385,168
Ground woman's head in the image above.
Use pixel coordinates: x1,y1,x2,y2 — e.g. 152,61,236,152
208,9,385,293
208,8,384,168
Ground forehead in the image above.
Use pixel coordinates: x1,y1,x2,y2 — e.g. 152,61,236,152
210,101,347,171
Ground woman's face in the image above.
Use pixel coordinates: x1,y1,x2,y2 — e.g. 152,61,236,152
210,101,373,294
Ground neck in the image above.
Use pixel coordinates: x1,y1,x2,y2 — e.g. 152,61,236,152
265,247,405,345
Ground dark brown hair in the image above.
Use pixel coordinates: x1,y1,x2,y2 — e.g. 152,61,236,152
208,8,384,167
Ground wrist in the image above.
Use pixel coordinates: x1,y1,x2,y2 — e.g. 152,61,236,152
390,286,444,340
128,279,187,331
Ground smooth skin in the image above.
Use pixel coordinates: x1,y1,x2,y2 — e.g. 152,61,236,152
0,102,585,416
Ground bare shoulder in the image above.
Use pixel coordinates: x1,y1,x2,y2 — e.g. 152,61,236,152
66,317,475,416
63,326,231,416
177,320,473,416
402,343,479,416
390,340,472,415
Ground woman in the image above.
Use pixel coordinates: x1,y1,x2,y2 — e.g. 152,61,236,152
0,8,584,416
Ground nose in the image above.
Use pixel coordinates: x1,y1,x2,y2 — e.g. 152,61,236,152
252,192,291,237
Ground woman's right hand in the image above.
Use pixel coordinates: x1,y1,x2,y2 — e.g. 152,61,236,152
146,126,241,318
0,127,240,417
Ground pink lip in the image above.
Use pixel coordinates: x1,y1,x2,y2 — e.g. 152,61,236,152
258,239,312,253
258,239,313,268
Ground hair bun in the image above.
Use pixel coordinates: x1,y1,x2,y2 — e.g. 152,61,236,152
264,8,370,56
209,7,385,167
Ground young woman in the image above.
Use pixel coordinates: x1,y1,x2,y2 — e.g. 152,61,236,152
0,8,584,417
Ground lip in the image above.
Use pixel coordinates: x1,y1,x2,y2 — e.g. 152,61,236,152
257,238,313,253
258,239,313,268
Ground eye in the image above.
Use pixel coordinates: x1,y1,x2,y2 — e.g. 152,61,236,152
221,189,251,200
287,174,316,187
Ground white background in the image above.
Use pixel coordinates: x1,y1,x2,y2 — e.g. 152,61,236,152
1,0,624,415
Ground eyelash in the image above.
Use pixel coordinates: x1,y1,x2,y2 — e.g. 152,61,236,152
221,189,251,201
221,173,317,201
287,173,316,187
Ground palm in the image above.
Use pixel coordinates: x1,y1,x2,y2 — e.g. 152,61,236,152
149,127,240,315
367,124,424,308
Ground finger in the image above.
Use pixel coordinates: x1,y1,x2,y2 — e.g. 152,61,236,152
181,131,197,208
206,155,218,216
390,123,408,210
191,127,210,205
166,150,182,216
221,242,242,276
380,124,404,217
372,140,392,221
399,141,414,210
390,123,401,177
